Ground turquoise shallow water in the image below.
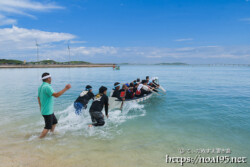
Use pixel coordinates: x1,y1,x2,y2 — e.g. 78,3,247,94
0,65,249,167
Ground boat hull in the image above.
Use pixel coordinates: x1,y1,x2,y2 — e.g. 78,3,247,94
109,92,153,110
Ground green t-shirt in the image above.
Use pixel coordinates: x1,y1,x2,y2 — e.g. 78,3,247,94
38,82,55,115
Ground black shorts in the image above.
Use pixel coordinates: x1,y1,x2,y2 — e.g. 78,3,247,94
42,113,58,129
89,111,105,126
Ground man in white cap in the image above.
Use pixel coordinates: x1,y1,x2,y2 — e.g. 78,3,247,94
38,72,71,138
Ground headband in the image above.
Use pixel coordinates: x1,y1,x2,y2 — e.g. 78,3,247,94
114,84,120,87
41,74,51,80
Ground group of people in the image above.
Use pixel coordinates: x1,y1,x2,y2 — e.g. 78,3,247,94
111,76,159,101
74,85,109,127
38,72,158,138
38,72,109,138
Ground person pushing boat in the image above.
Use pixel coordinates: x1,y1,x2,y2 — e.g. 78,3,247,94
74,85,94,115
38,72,71,138
88,86,109,127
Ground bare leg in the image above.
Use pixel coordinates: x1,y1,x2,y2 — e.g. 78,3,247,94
50,124,56,133
39,129,49,138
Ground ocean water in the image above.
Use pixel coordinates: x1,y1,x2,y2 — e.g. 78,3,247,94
0,65,249,167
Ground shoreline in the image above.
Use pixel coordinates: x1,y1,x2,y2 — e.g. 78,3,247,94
0,64,114,68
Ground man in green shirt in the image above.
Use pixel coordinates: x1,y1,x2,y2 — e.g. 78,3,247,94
38,72,71,138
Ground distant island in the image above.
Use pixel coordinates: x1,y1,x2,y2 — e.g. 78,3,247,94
118,62,188,65
0,59,91,65
0,59,114,68
1,59,249,68
155,62,188,65
118,62,250,66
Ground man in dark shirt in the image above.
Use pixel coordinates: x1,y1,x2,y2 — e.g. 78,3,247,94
112,82,124,100
88,86,109,127
140,80,152,96
74,85,94,115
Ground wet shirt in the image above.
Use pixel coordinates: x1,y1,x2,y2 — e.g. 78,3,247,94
75,91,94,105
90,94,109,115
112,89,122,100
38,82,55,115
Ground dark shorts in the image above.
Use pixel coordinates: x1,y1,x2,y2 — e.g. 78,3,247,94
74,102,87,115
42,113,58,129
89,111,105,126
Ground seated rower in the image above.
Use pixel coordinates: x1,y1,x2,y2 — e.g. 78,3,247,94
119,84,127,99
146,75,155,89
120,84,134,99
129,82,134,90
141,80,153,95
133,83,138,94
135,80,153,97
146,76,150,84
112,82,124,101
151,77,160,88
128,83,135,99
74,85,94,115
136,78,141,84
133,80,137,85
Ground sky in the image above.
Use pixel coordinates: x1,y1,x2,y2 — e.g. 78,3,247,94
0,0,250,64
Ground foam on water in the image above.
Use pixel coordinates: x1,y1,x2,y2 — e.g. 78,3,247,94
28,101,146,141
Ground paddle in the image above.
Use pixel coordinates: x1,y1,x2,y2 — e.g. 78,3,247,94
149,89,160,95
151,82,166,94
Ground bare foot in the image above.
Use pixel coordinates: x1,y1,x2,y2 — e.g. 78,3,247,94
88,124,93,127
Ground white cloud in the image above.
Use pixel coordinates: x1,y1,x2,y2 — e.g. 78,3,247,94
0,14,16,26
0,26,119,61
109,46,250,63
70,40,87,44
0,26,249,63
72,46,118,56
175,38,193,42
0,0,63,26
147,55,162,58
0,26,75,50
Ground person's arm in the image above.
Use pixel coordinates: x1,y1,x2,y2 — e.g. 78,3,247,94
142,85,152,92
52,84,71,98
153,81,160,88
38,97,41,111
105,96,109,118
91,92,95,100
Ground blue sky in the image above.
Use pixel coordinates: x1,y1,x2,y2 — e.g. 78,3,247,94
0,0,250,64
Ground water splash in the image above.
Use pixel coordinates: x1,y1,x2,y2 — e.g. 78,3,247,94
45,101,146,139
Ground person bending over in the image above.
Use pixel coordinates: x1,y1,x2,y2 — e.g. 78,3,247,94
74,85,94,115
88,86,109,127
